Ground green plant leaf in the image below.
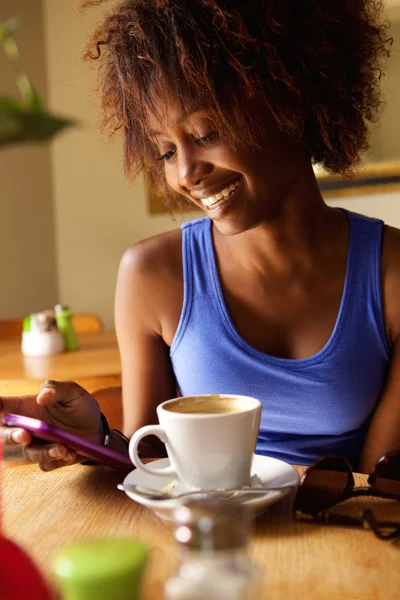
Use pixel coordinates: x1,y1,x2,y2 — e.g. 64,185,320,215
27,87,43,112
0,98,74,147
0,16,75,147
0,97,23,112
0,17,20,43
1,18,42,110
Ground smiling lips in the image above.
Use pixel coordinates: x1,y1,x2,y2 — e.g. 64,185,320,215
195,178,242,210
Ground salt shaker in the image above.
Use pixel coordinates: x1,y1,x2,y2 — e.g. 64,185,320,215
165,498,262,600
21,310,64,357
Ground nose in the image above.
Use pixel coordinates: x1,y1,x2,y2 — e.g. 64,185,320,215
176,146,213,191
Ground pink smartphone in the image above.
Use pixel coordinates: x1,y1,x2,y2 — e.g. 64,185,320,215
1,413,132,472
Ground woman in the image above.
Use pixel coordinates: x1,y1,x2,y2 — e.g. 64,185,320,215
1,0,398,473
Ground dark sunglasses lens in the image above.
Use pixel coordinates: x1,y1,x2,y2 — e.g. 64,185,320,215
295,457,352,513
374,452,400,495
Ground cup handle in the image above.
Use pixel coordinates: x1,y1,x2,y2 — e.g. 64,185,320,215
129,425,176,476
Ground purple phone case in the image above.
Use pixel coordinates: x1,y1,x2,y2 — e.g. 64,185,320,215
2,413,132,472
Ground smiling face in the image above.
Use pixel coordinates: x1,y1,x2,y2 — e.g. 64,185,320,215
148,92,307,236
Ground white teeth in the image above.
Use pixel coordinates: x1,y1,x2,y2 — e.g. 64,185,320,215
204,196,219,207
200,178,241,208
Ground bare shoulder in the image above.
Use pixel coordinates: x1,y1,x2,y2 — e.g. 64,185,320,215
116,227,184,340
381,225,400,344
119,227,183,287
382,225,400,257
381,225,400,279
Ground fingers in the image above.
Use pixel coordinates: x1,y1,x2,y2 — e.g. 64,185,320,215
2,426,81,471
1,426,32,446
0,380,84,414
38,450,81,472
1,428,79,471
0,394,37,415
36,380,85,407
22,442,74,463
24,443,82,471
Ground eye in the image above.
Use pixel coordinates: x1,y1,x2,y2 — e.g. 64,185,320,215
157,148,176,162
194,130,220,146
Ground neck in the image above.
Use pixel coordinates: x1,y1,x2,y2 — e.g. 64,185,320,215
214,161,344,277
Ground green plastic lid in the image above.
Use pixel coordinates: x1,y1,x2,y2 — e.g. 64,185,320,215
53,538,149,600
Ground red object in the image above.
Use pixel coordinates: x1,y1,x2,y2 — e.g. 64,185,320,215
0,438,54,599
0,536,54,600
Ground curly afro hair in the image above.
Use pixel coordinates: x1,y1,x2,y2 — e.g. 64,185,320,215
80,0,392,205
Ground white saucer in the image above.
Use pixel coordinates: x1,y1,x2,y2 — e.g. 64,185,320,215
122,454,299,520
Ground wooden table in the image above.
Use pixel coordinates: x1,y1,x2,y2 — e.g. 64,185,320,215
3,464,399,599
0,331,121,394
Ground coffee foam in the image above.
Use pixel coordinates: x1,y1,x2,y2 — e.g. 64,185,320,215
164,395,257,414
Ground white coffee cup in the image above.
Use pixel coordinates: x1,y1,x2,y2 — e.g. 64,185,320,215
129,394,262,490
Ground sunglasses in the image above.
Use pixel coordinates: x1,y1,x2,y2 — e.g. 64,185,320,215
293,452,400,540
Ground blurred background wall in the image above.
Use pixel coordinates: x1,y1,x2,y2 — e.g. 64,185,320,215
369,19,400,162
0,0,58,318
43,0,181,328
0,0,399,328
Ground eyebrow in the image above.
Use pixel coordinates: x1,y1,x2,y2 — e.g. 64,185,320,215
148,108,205,137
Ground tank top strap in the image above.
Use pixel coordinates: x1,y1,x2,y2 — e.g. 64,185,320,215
179,209,387,351
343,209,383,296
181,217,215,297
342,208,387,351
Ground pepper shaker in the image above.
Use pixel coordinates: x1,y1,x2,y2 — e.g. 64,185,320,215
165,498,262,600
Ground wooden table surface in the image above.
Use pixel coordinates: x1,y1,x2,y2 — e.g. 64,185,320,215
0,331,121,394
2,463,399,599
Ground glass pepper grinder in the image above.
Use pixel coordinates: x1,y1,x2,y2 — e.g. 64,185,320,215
165,497,262,600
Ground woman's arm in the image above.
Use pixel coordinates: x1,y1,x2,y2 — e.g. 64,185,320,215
114,238,178,453
359,226,400,473
359,340,400,473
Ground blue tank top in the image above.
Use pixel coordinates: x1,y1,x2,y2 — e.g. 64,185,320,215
170,210,390,467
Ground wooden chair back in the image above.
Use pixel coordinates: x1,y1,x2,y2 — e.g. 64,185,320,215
71,314,103,334
0,319,23,338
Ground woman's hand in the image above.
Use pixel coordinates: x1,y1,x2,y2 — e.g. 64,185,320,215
0,380,103,471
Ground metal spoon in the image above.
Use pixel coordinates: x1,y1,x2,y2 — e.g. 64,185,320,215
117,481,295,501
